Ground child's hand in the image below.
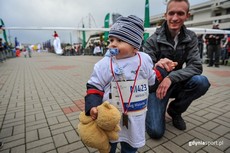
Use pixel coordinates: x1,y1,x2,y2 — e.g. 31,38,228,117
90,107,98,120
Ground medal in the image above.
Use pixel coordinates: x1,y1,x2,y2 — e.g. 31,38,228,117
122,113,128,129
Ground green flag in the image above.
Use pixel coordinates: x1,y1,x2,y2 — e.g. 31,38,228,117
104,13,110,43
82,24,86,48
0,18,8,43
144,0,150,42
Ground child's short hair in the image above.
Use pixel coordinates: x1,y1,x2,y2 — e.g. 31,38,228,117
109,15,144,50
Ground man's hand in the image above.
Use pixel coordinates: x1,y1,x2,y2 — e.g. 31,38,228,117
156,77,172,99
155,58,178,72
154,58,177,99
90,107,98,120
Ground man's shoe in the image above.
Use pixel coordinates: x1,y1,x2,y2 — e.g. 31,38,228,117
0,142,3,149
167,110,186,130
207,65,213,67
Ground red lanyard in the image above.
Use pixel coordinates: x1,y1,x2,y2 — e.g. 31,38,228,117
110,53,142,114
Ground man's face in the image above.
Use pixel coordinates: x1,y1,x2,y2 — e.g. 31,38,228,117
165,1,190,34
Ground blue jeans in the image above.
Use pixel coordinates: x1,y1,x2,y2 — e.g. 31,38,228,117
110,142,138,153
146,75,210,139
221,47,228,60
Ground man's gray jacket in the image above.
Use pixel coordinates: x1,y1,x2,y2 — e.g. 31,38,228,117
143,22,203,84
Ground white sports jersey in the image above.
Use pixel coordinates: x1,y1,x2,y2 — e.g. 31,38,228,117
88,51,156,148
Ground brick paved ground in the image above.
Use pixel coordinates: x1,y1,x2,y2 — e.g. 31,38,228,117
0,52,229,153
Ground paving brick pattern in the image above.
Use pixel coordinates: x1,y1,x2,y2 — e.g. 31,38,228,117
0,52,229,153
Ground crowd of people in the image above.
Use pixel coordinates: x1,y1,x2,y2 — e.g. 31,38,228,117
0,38,19,63
86,41,108,56
197,24,229,67
22,45,32,58
51,25,230,64
0,37,35,64
204,24,230,67
61,44,84,56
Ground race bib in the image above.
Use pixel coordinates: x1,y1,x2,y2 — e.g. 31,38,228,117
111,79,149,116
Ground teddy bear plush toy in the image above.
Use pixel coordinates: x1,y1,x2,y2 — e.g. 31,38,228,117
77,101,121,153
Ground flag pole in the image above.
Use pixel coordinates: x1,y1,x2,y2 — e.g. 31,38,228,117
144,0,150,42
104,13,110,43
0,18,8,43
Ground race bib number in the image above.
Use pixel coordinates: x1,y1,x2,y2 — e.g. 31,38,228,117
111,79,149,115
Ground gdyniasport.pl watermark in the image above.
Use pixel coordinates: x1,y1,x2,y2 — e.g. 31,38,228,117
188,140,224,146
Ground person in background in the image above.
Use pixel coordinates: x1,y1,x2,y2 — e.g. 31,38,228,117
0,38,4,62
197,34,204,61
53,31,59,38
143,0,210,139
23,47,27,58
27,46,32,58
15,47,21,57
220,34,228,65
228,36,230,62
205,24,224,67
93,43,101,56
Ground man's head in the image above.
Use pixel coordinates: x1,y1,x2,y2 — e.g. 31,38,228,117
164,0,190,36
108,15,144,59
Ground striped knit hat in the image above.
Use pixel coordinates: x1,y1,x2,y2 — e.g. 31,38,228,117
109,15,144,50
